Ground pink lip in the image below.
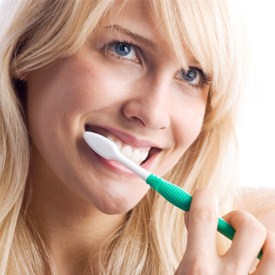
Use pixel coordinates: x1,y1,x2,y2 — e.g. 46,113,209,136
83,125,162,175
97,155,137,175
90,144,160,175
85,125,159,148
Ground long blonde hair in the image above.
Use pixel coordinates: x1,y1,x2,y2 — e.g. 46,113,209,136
0,0,246,274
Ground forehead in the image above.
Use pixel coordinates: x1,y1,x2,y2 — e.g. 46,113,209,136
96,0,197,68
103,1,155,32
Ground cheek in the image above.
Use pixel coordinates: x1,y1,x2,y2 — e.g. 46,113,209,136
170,83,208,151
26,57,114,132
26,61,87,173
172,101,206,157
71,52,143,112
27,71,63,136
157,102,206,176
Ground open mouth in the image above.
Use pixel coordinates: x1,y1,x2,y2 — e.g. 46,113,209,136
84,125,161,165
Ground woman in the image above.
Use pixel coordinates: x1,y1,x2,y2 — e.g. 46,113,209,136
0,0,274,274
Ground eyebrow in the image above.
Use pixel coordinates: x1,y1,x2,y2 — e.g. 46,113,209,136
104,24,157,50
103,24,208,75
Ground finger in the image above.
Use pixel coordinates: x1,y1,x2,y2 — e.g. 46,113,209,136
176,189,219,274
184,188,219,259
254,231,275,275
223,210,266,272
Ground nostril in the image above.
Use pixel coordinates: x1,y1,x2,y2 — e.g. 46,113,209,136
131,116,146,127
122,97,170,130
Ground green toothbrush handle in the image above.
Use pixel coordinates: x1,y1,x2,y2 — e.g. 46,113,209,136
147,174,192,211
146,174,263,259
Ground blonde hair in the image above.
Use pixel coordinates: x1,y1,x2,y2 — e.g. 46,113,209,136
0,0,246,274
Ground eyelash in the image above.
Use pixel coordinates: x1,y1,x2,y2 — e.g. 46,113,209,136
102,40,210,89
103,40,141,63
177,68,211,89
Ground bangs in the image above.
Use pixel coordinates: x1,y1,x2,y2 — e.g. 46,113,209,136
148,0,242,98
11,0,244,123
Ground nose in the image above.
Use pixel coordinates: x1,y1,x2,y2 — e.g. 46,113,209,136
122,77,171,130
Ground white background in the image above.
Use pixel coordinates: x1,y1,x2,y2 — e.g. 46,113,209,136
237,1,275,188
0,0,274,188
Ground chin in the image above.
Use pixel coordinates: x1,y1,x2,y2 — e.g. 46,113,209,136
97,200,135,215
94,190,143,215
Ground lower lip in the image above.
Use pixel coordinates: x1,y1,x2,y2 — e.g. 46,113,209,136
98,155,136,175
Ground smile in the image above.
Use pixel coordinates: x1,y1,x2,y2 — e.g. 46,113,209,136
106,135,150,165
84,125,161,166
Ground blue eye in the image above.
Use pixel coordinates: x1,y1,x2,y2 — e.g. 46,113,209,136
108,42,138,61
114,42,131,56
178,67,207,88
182,68,198,81
181,68,200,84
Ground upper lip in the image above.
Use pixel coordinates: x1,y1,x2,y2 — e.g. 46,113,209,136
85,125,161,149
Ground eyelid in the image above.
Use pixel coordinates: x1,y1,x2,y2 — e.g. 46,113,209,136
189,66,208,78
176,67,211,89
190,66,211,83
103,40,143,64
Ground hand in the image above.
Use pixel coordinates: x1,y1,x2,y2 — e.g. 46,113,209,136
175,189,275,275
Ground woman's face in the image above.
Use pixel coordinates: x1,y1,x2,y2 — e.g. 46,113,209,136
26,1,209,214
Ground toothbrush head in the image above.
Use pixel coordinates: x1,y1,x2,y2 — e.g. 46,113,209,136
83,131,120,161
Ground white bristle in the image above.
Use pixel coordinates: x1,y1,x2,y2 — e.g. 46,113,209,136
83,131,150,180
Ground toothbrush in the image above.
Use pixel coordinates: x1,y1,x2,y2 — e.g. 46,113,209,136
83,131,262,259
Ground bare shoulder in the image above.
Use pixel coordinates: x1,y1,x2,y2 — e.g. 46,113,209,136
235,188,275,231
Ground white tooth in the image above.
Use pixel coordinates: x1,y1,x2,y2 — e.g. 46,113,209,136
106,134,150,164
141,150,148,162
107,136,114,144
131,149,141,164
107,136,122,150
120,145,133,159
115,140,122,150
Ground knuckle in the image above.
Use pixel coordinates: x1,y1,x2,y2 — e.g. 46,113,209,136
224,264,245,275
252,223,266,240
232,210,250,225
233,210,266,239
192,207,217,224
183,256,212,275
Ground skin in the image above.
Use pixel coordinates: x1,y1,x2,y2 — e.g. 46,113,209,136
25,1,275,274
176,189,275,275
